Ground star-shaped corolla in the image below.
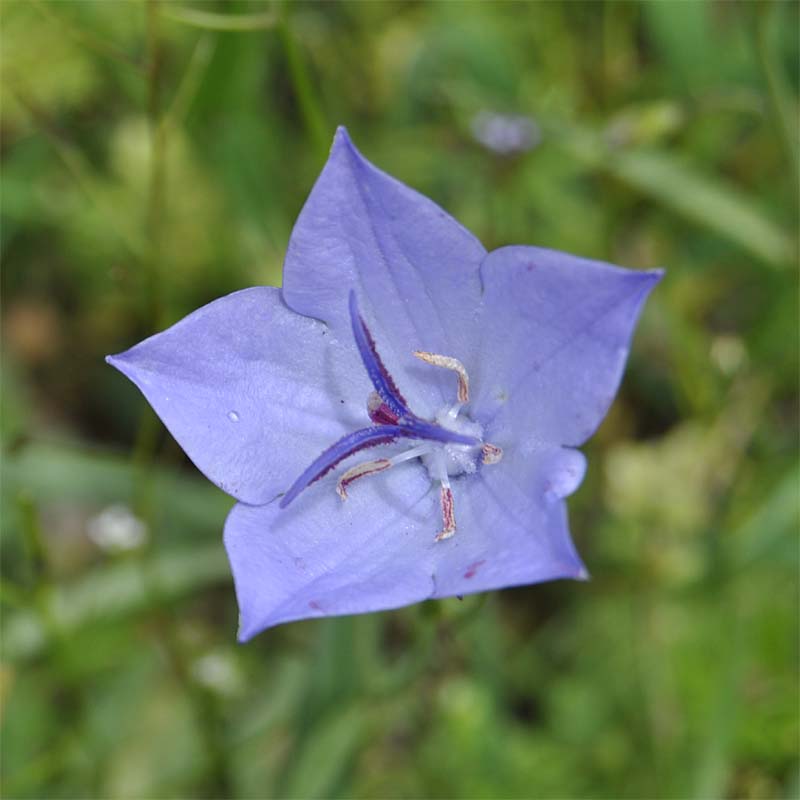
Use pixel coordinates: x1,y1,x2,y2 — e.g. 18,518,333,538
107,127,662,640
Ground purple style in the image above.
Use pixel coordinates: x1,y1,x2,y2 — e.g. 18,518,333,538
107,127,662,640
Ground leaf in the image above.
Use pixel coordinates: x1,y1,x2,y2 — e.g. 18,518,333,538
162,6,277,32
731,463,800,569
282,707,368,799
605,149,795,269
3,544,230,661
557,126,795,269
1,440,230,530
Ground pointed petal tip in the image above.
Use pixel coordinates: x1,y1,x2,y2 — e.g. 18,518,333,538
235,599,304,642
105,349,140,381
332,125,356,154
237,611,268,642
331,126,370,173
236,622,256,644
637,269,664,303
627,267,664,303
105,351,129,373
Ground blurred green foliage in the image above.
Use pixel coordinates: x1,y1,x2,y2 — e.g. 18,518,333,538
1,1,798,798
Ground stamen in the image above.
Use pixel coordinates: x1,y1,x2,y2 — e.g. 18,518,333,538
481,443,503,464
337,458,391,500
336,444,434,500
435,485,457,541
413,351,469,405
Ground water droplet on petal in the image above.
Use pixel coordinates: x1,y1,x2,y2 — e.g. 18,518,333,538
227,410,240,423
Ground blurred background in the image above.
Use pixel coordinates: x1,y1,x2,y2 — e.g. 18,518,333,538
1,1,798,798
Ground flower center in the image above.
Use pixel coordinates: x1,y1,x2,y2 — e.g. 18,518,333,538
421,407,483,480
279,292,503,542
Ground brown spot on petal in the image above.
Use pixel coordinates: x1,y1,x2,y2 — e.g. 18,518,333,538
464,560,486,579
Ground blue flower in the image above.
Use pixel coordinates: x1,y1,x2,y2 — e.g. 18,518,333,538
107,127,661,640
470,111,541,155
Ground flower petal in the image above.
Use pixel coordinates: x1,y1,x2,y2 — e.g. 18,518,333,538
107,287,362,505
282,127,486,415
224,440,586,639
472,245,662,447
225,465,438,640
430,443,588,599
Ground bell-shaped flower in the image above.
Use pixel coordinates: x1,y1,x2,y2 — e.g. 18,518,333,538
107,127,661,640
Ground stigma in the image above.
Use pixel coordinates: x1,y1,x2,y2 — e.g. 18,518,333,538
280,292,502,541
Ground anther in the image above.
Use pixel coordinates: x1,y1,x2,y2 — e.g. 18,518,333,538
413,351,469,405
337,458,391,500
481,443,503,464
336,445,434,500
435,485,457,541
